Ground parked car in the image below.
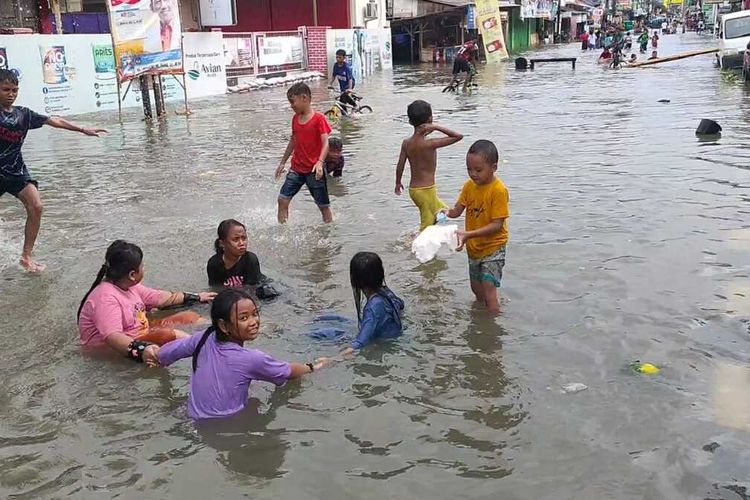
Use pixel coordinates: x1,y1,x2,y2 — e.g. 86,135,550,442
718,9,750,70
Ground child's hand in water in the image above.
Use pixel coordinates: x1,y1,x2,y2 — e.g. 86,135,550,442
313,357,332,369
143,345,160,367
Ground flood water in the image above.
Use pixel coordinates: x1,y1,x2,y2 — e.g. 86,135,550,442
2,32,750,499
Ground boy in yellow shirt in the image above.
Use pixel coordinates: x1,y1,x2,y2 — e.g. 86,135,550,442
442,140,509,313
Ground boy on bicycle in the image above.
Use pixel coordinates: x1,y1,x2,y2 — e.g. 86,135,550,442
450,40,478,92
330,49,357,109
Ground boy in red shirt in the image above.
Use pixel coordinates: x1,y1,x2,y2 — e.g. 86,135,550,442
275,83,333,223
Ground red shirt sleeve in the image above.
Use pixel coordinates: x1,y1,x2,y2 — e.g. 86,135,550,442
316,112,332,135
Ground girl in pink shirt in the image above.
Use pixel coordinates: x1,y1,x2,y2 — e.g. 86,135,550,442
77,240,215,363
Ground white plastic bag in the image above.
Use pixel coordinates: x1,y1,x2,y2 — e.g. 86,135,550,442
411,224,458,263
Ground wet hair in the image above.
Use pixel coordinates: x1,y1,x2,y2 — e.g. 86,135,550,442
350,252,385,322
467,139,499,165
407,100,432,127
214,218,246,255
328,137,343,152
77,240,143,321
192,288,258,372
0,69,18,86
287,82,311,99
336,49,346,57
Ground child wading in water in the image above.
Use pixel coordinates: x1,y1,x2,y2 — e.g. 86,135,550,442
337,252,404,357
275,82,333,223
207,219,279,299
442,140,510,313
77,240,215,362
0,69,106,272
154,288,327,419
395,100,463,231
324,137,345,177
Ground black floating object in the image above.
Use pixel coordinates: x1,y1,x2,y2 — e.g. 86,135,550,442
702,442,720,453
696,119,721,136
515,57,528,71
658,99,670,103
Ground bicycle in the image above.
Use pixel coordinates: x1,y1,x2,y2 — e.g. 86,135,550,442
608,39,626,69
324,89,372,121
442,64,478,94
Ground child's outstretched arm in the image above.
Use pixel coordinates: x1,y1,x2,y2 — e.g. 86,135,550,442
442,201,466,219
395,141,407,195
287,359,328,379
421,123,463,149
275,136,295,180
45,116,106,137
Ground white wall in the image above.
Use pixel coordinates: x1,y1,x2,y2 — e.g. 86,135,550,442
350,0,389,29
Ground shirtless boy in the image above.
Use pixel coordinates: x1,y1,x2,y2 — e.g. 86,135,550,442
395,100,463,231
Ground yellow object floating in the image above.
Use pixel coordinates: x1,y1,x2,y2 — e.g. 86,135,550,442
633,362,660,375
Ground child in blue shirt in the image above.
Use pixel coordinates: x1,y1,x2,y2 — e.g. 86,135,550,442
330,49,354,92
329,49,357,108
341,252,404,355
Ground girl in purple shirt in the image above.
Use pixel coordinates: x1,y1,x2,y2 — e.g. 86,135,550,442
155,288,326,420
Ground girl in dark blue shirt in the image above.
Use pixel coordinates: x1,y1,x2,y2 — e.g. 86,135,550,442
341,252,404,355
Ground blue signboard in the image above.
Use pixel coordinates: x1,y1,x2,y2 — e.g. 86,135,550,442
466,5,477,29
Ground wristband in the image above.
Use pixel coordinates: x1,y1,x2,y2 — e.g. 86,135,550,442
127,340,151,362
183,292,200,304
306,362,315,373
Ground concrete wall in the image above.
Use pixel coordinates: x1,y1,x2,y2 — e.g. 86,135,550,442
350,0,389,29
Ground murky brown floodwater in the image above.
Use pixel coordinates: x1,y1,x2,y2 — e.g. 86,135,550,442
2,32,750,499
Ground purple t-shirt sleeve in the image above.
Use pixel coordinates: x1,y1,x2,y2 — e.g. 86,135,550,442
243,349,291,386
134,283,163,310
158,332,203,367
26,108,49,129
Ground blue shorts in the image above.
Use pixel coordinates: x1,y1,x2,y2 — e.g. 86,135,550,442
0,174,37,198
468,246,506,288
279,170,330,208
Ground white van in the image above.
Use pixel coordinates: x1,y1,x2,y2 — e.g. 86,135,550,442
718,10,750,70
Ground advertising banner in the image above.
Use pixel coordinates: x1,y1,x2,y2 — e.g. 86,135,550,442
326,28,393,82
106,0,183,81
182,32,227,98
475,0,509,62
3,33,225,116
224,36,254,70
521,0,555,19
257,35,303,67
199,0,236,26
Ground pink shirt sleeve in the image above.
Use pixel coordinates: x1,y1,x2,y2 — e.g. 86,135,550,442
134,283,163,310
92,295,127,340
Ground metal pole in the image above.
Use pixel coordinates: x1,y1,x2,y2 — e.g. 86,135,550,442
313,0,319,26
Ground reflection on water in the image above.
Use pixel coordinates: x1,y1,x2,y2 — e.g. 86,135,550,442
2,32,750,497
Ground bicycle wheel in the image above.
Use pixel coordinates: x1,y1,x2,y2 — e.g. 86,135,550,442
356,105,373,114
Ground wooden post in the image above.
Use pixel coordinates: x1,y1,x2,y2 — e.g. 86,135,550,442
51,0,64,34
139,75,153,119
152,74,166,117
